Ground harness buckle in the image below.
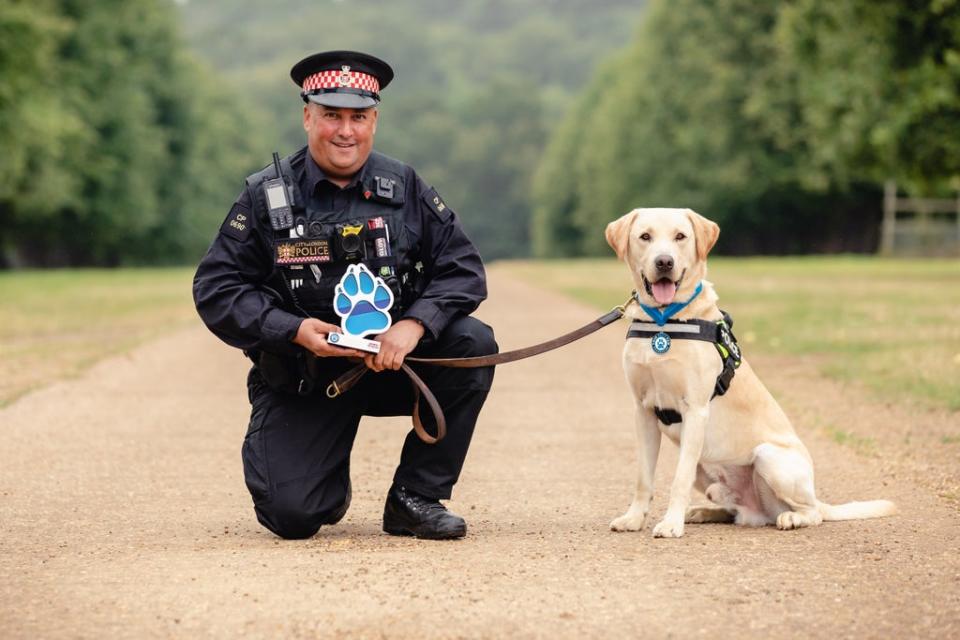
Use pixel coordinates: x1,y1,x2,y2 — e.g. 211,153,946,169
714,368,735,397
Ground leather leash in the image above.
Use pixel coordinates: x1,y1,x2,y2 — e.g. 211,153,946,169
325,296,633,445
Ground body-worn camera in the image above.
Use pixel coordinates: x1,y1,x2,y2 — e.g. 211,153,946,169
335,222,366,262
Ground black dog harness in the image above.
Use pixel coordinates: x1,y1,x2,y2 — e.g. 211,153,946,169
626,311,743,425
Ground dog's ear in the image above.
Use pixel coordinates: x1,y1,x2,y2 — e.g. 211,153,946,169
605,210,637,260
686,209,720,261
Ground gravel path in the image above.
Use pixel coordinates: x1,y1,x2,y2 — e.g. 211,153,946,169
2,266,958,638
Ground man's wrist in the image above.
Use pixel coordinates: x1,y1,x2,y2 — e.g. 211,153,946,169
399,317,426,338
292,318,310,346
400,311,435,339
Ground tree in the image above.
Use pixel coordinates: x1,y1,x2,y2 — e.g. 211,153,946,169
0,0,267,266
534,0,803,255
0,0,80,263
773,0,960,193
529,0,948,256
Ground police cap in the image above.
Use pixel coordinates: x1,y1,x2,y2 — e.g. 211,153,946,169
290,50,394,109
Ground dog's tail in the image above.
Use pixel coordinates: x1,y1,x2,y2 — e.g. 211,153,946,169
817,499,897,521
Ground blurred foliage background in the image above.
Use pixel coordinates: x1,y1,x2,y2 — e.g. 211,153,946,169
533,0,960,257
1,0,959,266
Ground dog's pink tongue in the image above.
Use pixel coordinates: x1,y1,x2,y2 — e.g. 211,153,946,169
652,280,676,305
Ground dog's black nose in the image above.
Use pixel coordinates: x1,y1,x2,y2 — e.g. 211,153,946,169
655,255,674,273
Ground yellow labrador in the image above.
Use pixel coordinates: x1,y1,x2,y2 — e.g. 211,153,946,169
605,208,895,538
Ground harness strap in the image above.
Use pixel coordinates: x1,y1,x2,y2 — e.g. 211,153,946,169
654,407,682,425
626,319,720,344
628,311,743,426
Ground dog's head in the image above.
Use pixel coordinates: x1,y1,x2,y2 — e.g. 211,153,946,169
605,208,719,306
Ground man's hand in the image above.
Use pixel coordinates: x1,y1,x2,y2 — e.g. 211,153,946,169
293,318,365,358
364,319,425,372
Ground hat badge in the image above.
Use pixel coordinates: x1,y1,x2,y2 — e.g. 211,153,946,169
338,65,351,87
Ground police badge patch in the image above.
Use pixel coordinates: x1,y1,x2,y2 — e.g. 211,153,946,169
275,239,332,265
220,203,251,241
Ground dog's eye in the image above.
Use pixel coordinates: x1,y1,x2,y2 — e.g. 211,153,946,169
640,233,651,242
675,233,687,241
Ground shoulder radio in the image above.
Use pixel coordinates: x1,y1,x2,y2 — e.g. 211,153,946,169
262,152,295,231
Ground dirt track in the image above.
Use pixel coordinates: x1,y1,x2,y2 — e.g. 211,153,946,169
2,267,959,638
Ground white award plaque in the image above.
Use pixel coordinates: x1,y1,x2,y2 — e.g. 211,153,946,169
326,263,394,354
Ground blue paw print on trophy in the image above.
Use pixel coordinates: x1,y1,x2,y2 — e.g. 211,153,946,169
334,264,394,337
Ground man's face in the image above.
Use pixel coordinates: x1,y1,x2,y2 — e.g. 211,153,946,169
303,104,378,184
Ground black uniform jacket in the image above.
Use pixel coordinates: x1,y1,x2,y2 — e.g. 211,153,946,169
193,147,487,357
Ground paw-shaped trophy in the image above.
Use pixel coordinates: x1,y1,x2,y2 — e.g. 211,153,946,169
327,263,394,353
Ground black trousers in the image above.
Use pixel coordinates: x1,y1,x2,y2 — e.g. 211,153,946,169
241,315,497,539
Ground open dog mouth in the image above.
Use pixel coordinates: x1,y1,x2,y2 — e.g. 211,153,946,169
642,269,685,306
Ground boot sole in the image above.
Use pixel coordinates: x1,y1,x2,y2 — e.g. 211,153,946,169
383,525,466,540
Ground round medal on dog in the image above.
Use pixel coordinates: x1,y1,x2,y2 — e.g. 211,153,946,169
605,207,896,538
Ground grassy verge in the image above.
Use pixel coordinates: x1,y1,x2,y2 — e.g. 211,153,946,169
3,258,958,413
0,268,196,407
504,256,960,411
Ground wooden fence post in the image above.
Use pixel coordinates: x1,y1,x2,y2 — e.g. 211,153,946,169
881,180,897,255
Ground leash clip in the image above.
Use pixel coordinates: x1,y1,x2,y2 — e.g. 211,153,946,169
613,292,636,316
325,382,340,398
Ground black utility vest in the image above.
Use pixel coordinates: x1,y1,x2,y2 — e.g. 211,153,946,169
246,148,417,325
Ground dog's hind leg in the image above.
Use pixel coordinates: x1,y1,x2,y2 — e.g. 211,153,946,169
685,505,735,524
610,408,661,532
696,469,772,527
686,470,737,524
752,443,823,530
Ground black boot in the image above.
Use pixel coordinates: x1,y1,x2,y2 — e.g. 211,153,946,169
382,485,467,540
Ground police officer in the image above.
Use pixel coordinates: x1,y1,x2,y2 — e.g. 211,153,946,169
193,51,496,540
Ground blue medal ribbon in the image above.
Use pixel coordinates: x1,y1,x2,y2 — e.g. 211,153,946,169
637,282,703,355
637,281,704,326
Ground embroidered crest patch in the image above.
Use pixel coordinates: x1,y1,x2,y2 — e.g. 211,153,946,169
220,203,251,241
275,239,332,265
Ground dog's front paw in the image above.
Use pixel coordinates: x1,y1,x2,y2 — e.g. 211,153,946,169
610,511,647,532
652,518,685,538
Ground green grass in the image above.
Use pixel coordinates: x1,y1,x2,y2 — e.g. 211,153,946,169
0,268,196,407
824,426,878,456
505,256,960,412
2,257,959,413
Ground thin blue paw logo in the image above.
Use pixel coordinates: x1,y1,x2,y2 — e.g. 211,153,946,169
334,264,394,337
